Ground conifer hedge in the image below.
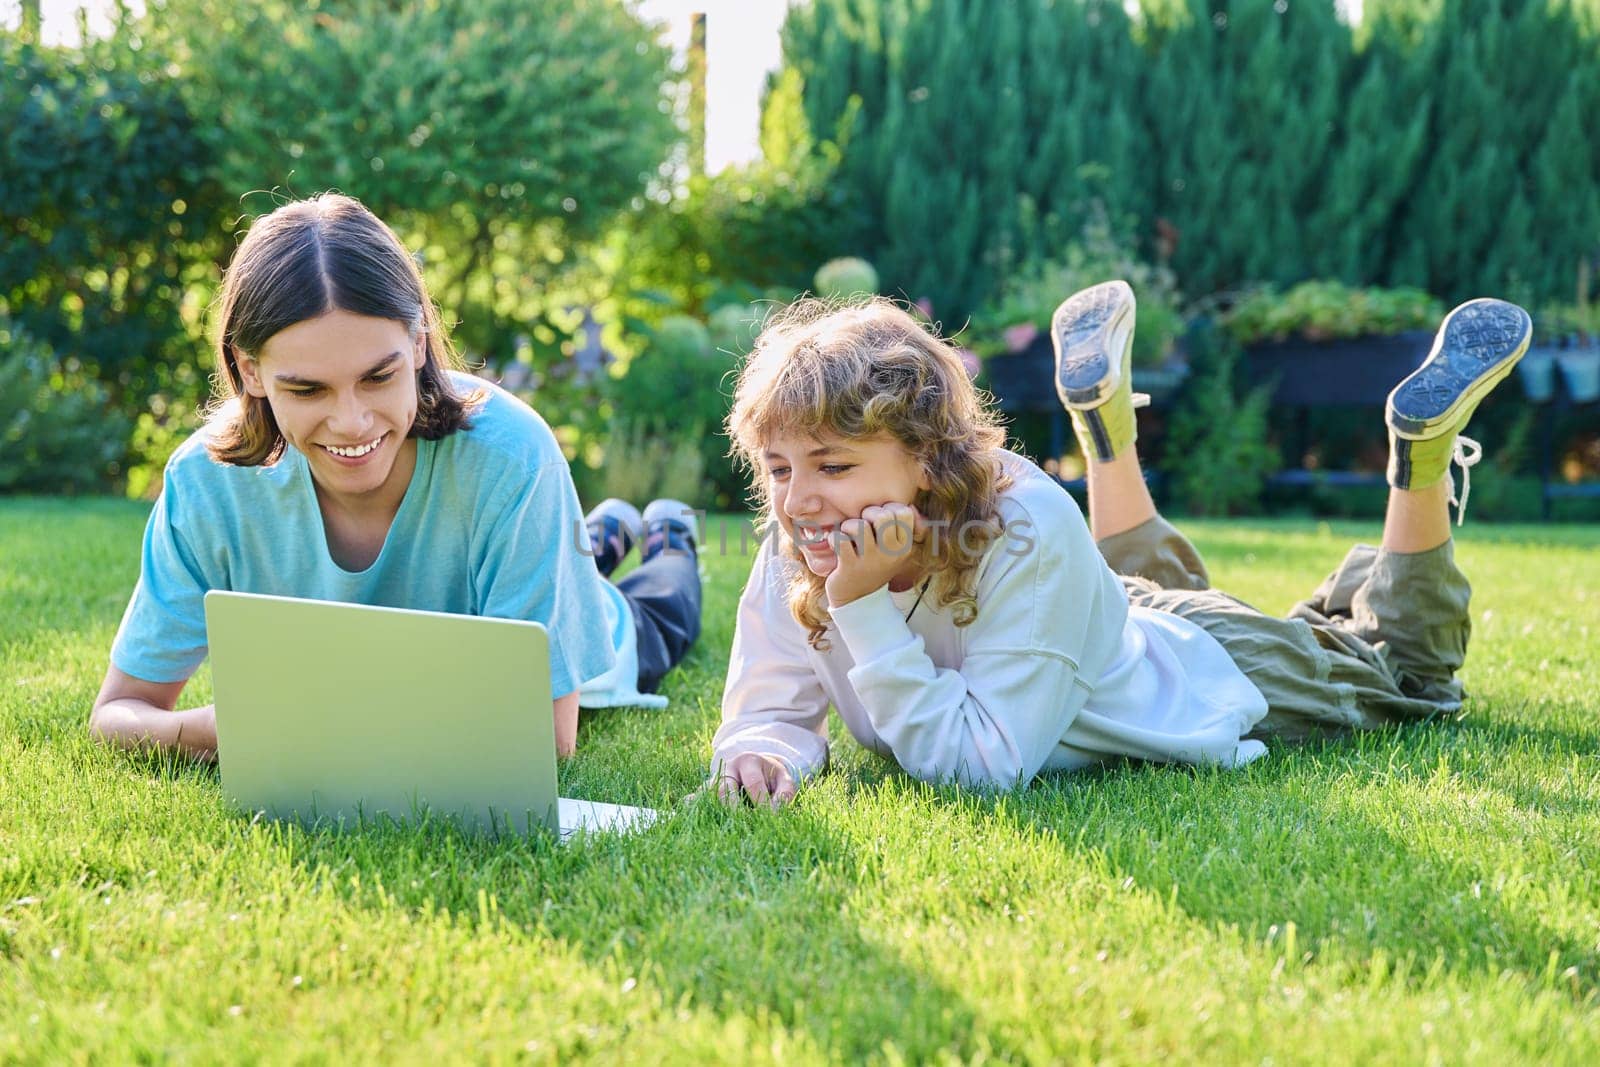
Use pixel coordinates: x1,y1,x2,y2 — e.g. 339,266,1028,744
779,0,1600,317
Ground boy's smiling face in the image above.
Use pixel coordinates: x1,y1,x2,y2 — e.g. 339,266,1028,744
763,429,929,578
238,309,427,511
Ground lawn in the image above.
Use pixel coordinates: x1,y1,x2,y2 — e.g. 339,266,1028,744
2,496,1597,1063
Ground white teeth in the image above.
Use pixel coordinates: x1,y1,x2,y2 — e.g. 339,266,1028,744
324,437,382,458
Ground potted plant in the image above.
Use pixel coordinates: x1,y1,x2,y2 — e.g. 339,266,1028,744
1220,281,1444,406
1519,306,1563,404
1543,303,1600,404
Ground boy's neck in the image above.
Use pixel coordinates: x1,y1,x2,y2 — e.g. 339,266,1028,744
313,438,419,548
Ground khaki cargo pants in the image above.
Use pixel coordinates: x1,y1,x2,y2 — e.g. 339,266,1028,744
1098,517,1472,741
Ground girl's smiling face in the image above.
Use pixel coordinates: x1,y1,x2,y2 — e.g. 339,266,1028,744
763,429,930,578
238,309,427,509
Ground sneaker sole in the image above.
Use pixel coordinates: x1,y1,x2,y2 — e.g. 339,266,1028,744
1387,298,1531,440
641,498,700,551
1052,280,1136,409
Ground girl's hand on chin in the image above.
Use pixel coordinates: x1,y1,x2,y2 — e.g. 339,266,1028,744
825,502,926,607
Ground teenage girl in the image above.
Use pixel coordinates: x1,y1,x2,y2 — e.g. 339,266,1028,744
712,286,1528,803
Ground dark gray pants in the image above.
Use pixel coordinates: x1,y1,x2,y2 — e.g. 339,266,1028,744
617,553,701,694
1098,517,1472,741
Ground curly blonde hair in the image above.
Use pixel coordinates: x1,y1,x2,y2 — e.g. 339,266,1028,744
727,296,1011,648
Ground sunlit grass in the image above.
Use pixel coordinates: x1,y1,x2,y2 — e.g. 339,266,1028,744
2,498,1597,1062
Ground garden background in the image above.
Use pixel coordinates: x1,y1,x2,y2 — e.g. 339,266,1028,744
3,0,1599,1062
4,0,1599,515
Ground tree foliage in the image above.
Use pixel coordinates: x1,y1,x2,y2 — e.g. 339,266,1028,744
0,31,222,411
1139,0,1351,293
141,0,679,362
1373,0,1600,303
781,0,1147,319
776,0,1600,312
0,317,132,493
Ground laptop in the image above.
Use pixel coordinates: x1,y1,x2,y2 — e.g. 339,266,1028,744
203,590,657,839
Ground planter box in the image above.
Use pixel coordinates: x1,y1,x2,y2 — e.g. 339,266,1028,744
980,330,1189,414
1242,330,1433,406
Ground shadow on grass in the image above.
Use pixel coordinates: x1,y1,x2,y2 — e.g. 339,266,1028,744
74,679,1597,1053
90,729,1003,1065
990,722,1600,1004
220,798,1010,1063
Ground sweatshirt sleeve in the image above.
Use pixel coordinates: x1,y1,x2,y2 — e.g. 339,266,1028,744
827,521,1118,789
711,539,831,782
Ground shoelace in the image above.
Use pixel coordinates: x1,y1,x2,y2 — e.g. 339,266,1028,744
1447,434,1482,526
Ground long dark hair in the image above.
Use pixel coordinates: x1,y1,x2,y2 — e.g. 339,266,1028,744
206,193,479,465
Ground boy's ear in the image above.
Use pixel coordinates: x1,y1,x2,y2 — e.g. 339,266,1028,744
236,353,269,398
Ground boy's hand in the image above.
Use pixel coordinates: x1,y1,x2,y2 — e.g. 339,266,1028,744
824,502,925,607
716,752,798,809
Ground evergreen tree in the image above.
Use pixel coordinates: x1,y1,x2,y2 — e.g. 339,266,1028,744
1525,72,1600,303
1299,30,1434,285
1375,0,1600,302
780,0,1147,320
1139,0,1352,293
774,0,1600,310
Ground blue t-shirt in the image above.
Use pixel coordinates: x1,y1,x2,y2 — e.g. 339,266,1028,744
111,376,628,700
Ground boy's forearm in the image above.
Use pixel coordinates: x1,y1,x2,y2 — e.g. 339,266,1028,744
90,701,218,761
554,690,579,758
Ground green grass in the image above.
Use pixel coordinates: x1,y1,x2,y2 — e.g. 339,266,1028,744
2,497,1598,1063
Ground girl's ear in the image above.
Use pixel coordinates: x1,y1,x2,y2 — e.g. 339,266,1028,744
236,352,269,398
412,331,428,372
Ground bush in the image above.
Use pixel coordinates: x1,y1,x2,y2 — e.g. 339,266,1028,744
0,31,221,416
123,404,203,501
608,314,740,508
1159,321,1278,516
0,321,132,494
1219,281,1444,346
650,316,715,367
970,207,1183,367
708,302,769,360
590,417,708,509
814,257,879,300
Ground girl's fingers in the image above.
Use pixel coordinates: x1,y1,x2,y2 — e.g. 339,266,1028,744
860,504,919,557
836,518,869,558
737,758,772,806
769,769,798,807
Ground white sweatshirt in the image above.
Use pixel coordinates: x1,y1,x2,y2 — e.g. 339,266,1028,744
712,454,1269,789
